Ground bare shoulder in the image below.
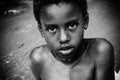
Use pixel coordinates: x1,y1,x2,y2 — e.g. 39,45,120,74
29,45,48,80
29,45,48,64
94,38,114,56
91,39,115,80
93,38,114,63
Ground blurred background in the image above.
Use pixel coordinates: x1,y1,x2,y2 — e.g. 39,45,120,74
0,0,120,80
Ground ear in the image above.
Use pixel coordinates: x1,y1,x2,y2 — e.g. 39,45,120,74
38,24,45,38
84,14,89,30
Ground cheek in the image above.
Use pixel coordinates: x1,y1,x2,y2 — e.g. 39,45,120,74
71,29,84,45
44,34,54,44
45,37,55,50
44,33,58,48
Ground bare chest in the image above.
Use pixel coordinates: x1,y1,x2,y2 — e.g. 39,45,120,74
41,61,70,80
70,62,95,80
41,60,95,80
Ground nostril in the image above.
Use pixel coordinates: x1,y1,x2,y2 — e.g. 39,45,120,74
59,38,69,44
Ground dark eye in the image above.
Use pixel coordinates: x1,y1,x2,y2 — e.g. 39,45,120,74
47,25,57,33
68,23,77,29
66,21,79,30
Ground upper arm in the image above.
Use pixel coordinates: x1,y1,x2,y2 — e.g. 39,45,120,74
95,39,115,80
29,47,43,80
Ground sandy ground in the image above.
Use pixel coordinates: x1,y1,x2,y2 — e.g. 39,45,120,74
0,0,120,80
0,2,46,80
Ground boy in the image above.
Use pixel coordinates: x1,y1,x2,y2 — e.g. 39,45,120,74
30,0,115,80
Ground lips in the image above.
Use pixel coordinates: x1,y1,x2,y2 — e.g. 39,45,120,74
58,46,74,54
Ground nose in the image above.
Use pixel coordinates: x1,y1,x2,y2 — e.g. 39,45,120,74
59,29,69,44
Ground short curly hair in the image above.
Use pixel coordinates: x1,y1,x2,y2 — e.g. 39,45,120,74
33,0,88,25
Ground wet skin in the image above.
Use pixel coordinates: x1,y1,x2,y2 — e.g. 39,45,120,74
30,2,115,80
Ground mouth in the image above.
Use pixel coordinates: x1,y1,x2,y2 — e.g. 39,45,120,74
58,46,74,54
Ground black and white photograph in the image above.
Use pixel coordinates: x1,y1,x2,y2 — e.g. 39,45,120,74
0,0,120,80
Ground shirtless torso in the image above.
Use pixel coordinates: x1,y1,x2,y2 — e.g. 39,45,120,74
30,38,115,80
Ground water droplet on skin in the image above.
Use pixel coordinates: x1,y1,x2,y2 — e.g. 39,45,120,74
6,61,10,64
9,53,13,57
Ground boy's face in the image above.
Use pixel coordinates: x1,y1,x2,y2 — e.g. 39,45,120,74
40,3,86,55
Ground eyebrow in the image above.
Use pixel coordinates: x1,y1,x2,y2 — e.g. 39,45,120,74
44,18,80,27
65,19,79,25
45,24,58,28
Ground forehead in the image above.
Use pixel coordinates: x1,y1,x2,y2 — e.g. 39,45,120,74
41,3,82,22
